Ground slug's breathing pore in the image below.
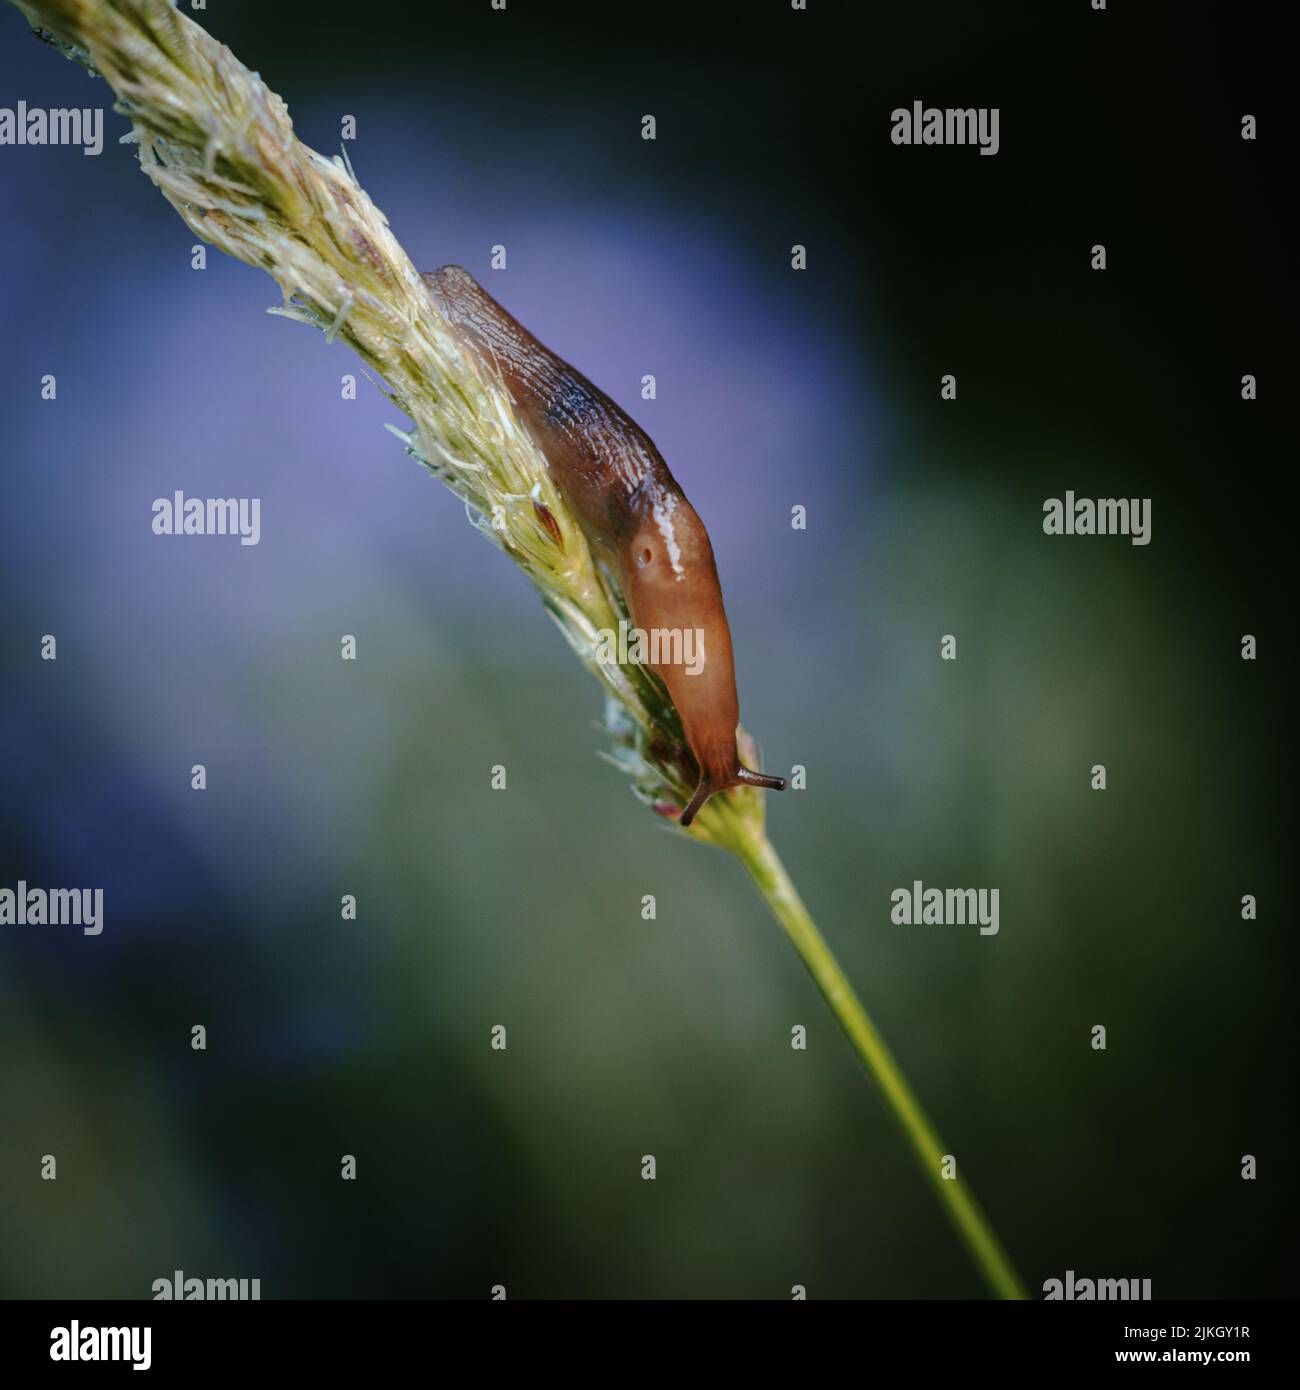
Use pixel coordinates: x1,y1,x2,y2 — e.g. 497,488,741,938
423,265,785,826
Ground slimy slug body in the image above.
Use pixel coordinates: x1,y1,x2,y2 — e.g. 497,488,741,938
423,264,784,826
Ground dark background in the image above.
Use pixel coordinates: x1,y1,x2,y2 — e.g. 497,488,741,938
0,0,1292,1298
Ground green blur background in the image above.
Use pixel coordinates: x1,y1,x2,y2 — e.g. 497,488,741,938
0,0,1292,1298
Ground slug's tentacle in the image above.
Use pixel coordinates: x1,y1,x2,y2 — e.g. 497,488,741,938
422,264,785,827
680,764,786,828
679,779,716,829
735,767,787,792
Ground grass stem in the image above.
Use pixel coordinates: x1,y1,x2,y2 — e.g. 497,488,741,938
736,828,1028,1300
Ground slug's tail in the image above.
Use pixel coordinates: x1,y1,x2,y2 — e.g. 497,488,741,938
679,764,786,827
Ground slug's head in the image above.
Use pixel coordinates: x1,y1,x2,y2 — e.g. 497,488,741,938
619,491,785,827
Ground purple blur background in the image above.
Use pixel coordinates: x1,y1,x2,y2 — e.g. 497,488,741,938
0,0,1293,1300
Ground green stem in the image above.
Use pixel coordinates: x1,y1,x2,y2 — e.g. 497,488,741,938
735,828,1028,1300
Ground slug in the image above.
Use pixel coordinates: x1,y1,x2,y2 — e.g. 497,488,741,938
423,264,785,826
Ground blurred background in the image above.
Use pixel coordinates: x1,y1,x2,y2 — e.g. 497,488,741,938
0,0,1292,1298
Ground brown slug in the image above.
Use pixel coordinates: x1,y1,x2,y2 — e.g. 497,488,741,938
422,264,785,826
